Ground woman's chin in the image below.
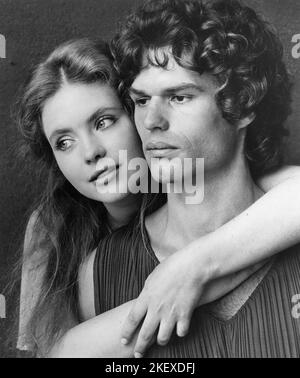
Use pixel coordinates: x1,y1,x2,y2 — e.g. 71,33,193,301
77,182,134,204
94,186,131,204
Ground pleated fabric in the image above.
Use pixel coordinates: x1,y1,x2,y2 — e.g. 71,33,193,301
94,217,300,358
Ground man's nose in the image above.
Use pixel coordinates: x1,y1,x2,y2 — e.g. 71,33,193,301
83,136,106,164
143,100,169,131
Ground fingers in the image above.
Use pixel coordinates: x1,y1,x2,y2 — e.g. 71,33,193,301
121,299,147,345
157,318,176,346
133,314,160,358
176,316,191,338
134,312,192,358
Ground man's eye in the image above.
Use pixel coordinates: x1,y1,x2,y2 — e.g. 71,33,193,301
171,95,191,104
134,98,149,107
55,139,73,151
95,116,116,130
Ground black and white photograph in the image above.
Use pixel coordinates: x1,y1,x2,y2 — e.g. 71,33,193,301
0,0,300,361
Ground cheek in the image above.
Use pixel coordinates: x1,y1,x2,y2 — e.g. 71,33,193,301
133,111,145,138
179,102,233,157
118,120,143,157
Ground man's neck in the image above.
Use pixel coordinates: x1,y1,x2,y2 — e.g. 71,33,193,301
146,156,263,259
105,193,142,230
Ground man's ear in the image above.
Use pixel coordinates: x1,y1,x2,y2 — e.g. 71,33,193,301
237,112,256,130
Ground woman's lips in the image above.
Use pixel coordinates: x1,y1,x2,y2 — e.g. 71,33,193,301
90,165,120,184
95,165,120,185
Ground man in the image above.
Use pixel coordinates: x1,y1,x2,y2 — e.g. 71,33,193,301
93,0,300,357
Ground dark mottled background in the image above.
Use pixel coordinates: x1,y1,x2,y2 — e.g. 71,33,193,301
0,0,299,357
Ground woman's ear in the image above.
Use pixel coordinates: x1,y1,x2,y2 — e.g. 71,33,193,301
237,112,256,130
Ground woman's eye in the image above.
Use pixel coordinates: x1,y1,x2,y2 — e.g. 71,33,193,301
55,139,73,151
95,116,116,130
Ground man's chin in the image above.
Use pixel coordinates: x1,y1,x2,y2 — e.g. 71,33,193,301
149,170,182,189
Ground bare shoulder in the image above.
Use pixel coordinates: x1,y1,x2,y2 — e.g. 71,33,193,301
78,249,97,321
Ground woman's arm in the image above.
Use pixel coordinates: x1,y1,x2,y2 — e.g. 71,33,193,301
121,165,300,356
49,253,261,358
47,250,139,358
206,166,300,276
198,166,300,278
48,300,137,358
257,165,300,192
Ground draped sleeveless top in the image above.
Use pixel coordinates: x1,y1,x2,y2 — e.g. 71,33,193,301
94,217,300,358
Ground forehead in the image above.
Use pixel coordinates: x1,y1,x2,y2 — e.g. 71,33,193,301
43,82,120,119
131,50,218,94
42,82,121,136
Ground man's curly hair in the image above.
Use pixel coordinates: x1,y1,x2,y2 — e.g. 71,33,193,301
112,0,292,178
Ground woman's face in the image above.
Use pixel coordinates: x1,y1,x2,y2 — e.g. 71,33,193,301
42,81,145,205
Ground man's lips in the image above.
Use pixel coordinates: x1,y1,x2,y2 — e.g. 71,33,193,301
145,141,179,158
145,141,178,151
89,165,119,182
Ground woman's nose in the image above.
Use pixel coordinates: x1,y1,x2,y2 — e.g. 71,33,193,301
143,101,169,131
83,137,106,164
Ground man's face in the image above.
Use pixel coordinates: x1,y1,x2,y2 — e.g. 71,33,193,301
130,53,243,185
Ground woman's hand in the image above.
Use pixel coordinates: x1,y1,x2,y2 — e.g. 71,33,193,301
120,242,265,358
120,245,211,358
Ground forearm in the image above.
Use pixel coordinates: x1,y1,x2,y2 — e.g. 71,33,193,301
198,260,268,306
187,176,300,282
48,300,138,358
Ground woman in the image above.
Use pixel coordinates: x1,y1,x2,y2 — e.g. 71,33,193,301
16,38,300,357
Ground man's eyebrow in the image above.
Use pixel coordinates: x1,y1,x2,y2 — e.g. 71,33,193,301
129,88,147,97
129,84,204,96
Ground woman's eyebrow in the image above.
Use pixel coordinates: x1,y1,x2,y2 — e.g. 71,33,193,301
48,107,122,143
49,128,72,144
87,107,122,124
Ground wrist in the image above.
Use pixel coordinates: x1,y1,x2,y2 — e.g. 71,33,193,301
185,236,223,284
